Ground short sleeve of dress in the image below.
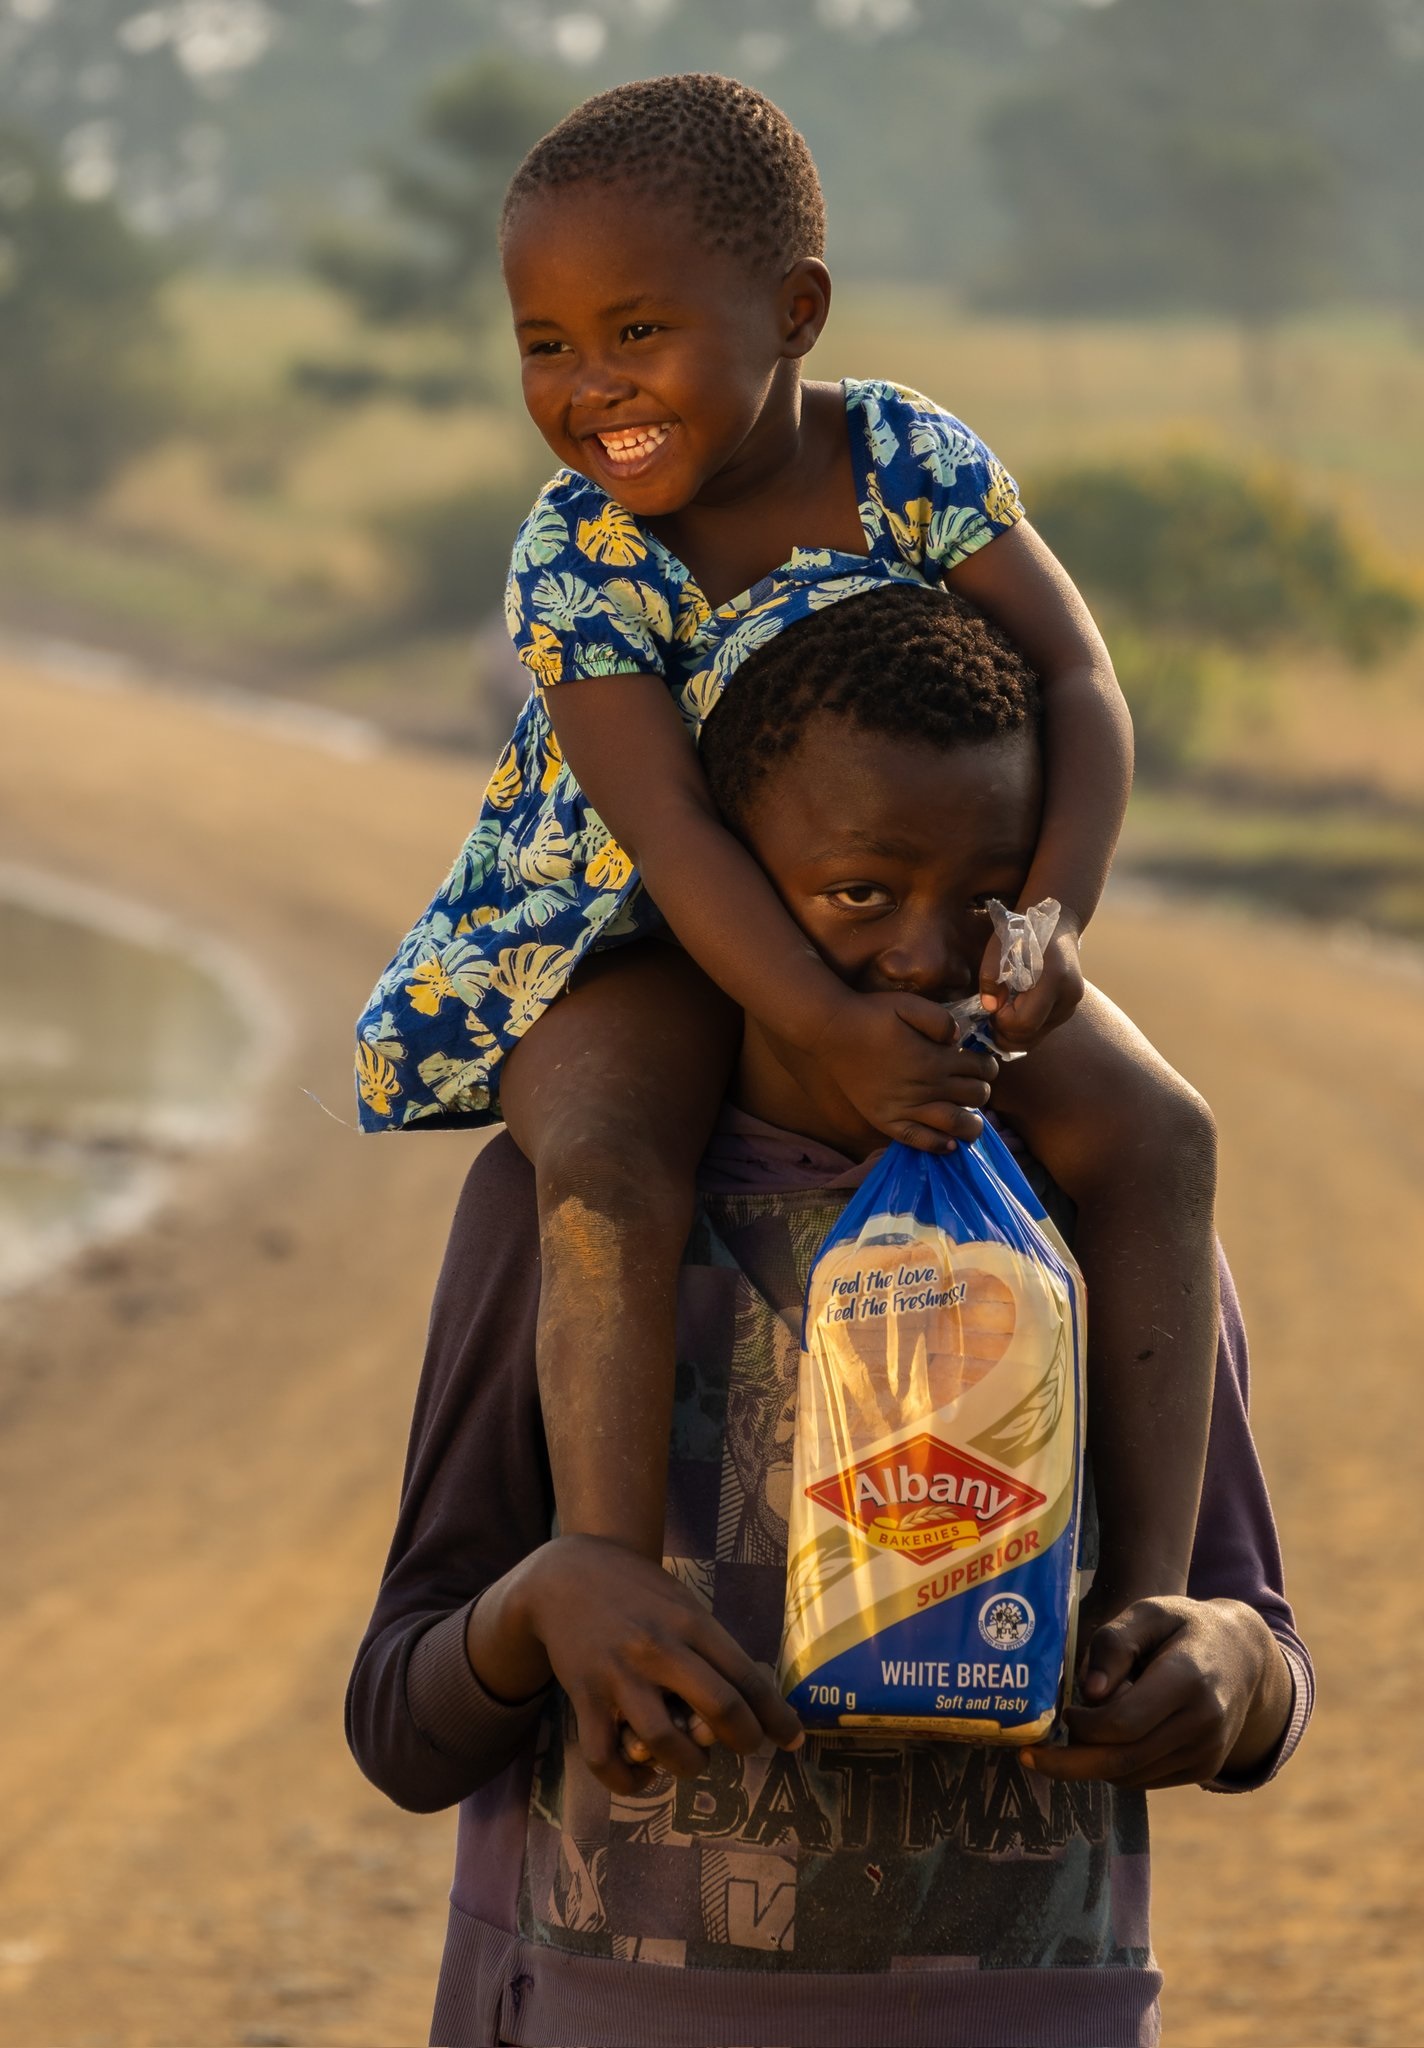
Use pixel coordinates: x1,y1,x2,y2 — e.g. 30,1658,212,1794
503,472,674,690
856,381,1026,577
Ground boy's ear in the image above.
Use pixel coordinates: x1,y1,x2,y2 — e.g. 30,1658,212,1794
781,258,832,360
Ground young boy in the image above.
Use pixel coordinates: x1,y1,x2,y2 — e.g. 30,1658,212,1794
349,589,1311,2048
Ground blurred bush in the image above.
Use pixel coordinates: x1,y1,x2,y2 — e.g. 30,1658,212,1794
1033,455,1418,775
378,478,536,630
0,127,175,509
290,359,486,409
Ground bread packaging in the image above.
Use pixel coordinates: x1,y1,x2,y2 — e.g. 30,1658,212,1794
779,1122,1085,1742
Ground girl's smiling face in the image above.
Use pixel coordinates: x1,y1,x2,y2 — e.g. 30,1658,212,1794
501,183,829,518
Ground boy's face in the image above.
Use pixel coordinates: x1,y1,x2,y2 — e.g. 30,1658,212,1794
502,184,825,518
739,716,1041,1007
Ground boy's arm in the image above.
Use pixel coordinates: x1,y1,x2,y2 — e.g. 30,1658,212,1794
1023,1261,1313,1794
345,1135,554,1813
998,1004,1313,1793
947,522,1133,1046
348,1134,805,1808
547,676,997,1154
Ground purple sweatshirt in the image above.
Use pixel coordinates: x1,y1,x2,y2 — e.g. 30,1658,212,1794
348,1118,1312,2048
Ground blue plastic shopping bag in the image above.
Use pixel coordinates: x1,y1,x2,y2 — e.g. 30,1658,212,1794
778,1122,1086,1742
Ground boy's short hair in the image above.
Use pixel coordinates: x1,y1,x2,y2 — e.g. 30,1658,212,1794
501,73,826,275
700,583,1041,828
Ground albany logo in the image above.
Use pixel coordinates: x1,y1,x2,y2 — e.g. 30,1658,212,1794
807,1432,1047,1565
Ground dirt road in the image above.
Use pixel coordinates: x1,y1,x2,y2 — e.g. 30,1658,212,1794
1,651,1419,2047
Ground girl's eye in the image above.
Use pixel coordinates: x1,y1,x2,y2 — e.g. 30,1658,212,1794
622,323,661,343
525,339,567,358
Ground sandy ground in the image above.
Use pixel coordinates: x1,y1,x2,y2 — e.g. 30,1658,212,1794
0,650,1420,2048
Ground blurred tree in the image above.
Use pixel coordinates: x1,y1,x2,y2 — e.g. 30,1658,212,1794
0,126,172,509
977,0,1407,364
1034,455,1417,662
295,53,568,411
1031,452,1417,773
308,54,568,331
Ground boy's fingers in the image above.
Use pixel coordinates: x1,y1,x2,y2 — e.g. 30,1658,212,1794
668,1660,777,1758
575,1695,654,1796
728,1658,805,1752
1080,1601,1184,1704
1050,1705,1202,1787
1023,1705,1196,1785
618,1683,715,1780
677,1630,804,1754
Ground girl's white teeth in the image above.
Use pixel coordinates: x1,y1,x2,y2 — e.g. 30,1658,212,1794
598,424,670,461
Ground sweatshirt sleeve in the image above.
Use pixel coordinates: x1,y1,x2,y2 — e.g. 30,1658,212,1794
345,1133,554,1812
1189,1247,1315,1793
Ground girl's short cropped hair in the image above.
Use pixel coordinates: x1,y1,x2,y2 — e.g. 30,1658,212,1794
700,583,1041,827
501,73,825,274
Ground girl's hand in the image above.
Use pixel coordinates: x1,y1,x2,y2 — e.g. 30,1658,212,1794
775,990,1001,1153
477,1536,803,1796
979,925,1084,1054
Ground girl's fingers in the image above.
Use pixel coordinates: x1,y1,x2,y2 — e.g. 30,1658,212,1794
895,1104,984,1149
893,993,960,1044
894,1120,959,1154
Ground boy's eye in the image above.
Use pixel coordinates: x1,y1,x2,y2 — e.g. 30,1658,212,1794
525,339,568,358
621,323,661,343
826,884,892,911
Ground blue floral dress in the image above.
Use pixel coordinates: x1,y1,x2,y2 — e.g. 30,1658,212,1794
355,379,1024,1130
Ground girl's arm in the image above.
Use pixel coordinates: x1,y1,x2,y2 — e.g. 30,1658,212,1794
947,521,1133,1045
546,676,994,1152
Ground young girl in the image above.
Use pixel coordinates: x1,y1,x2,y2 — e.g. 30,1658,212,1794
356,74,1218,1696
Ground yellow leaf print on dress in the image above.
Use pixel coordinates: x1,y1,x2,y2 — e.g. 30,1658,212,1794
864,469,933,561
883,495,933,558
674,583,712,645
575,500,647,567
520,621,563,690
603,576,673,642
539,726,565,793
517,813,574,887
415,1051,491,1115
405,956,456,1017
587,836,634,891
984,460,1025,527
356,1039,401,1119
486,740,523,810
468,942,576,1035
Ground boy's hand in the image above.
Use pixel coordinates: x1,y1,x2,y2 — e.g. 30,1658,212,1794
490,1535,804,1795
1020,1598,1293,1791
776,991,1000,1153
979,923,1084,1054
